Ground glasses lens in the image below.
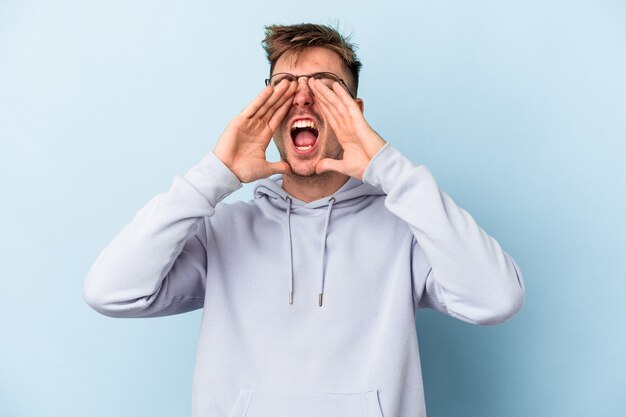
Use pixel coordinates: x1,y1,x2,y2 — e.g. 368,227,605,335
270,74,295,87
313,72,340,88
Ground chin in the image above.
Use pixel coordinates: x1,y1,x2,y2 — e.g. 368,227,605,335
286,159,319,177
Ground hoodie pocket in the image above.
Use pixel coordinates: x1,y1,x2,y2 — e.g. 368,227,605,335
227,389,384,417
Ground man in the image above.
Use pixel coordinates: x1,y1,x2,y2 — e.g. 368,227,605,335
84,23,524,417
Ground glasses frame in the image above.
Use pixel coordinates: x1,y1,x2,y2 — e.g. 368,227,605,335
264,72,355,99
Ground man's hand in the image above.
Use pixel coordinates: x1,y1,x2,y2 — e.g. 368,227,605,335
214,80,297,183
309,78,386,180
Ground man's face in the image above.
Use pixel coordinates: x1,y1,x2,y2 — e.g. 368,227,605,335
272,47,359,177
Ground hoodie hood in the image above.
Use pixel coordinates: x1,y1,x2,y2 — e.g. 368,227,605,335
254,175,386,306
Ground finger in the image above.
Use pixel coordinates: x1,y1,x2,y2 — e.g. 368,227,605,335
240,85,274,119
314,79,362,122
309,80,336,118
268,91,295,132
255,79,293,120
259,81,296,122
331,81,363,118
312,80,366,138
310,82,341,131
317,98,340,134
331,80,357,104
253,79,292,120
316,101,344,145
316,157,346,175
309,79,348,115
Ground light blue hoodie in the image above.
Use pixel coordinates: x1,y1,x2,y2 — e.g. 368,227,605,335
84,143,524,417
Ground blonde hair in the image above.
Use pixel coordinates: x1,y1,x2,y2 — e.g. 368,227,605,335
262,23,362,94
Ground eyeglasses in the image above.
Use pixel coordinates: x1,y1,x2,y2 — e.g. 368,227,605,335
265,72,355,98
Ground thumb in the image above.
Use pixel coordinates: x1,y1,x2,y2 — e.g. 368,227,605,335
316,158,345,175
266,161,292,176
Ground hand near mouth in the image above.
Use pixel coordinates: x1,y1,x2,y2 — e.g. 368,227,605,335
214,80,297,183
309,78,386,180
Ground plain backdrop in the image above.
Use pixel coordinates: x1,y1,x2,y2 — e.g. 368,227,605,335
1,1,625,416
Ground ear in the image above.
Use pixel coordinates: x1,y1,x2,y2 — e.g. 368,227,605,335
355,98,364,113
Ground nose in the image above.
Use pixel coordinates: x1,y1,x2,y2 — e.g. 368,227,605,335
292,76,314,107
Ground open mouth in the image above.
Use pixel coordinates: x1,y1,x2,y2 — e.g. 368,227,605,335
290,119,319,152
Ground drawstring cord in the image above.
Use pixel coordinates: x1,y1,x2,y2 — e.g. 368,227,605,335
318,197,335,306
285,197,294,304
284,196,335,307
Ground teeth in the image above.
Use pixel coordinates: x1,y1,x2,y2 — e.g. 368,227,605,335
296,145,312,151
291,119,316,131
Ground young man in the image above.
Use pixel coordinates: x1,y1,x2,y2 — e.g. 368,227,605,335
84,23,524,417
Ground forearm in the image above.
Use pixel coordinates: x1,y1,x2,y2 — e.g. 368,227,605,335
83,152,242,317
363,144,524,325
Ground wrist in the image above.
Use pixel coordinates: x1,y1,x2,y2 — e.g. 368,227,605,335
365,135,386,160
212,145,235,171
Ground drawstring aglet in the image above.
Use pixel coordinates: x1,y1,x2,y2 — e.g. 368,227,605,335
289,291,293,305
318,293,323,307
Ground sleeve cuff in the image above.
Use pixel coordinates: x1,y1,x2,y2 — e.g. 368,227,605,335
363,143,432,194
182,151,242,205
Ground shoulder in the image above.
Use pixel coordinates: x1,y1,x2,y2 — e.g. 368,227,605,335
211,198,259,222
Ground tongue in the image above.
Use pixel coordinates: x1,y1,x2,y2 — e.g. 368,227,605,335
294,130,317,147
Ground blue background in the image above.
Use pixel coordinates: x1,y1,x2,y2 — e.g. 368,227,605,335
1,1,625,416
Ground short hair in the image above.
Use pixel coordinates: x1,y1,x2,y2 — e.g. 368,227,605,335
262,23,363,95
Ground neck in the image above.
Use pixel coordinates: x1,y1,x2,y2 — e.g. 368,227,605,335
282,171,350,203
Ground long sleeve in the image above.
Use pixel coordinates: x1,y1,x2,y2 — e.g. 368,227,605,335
363,143,524,325
83,152,242,318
